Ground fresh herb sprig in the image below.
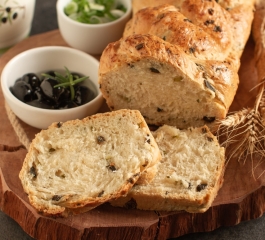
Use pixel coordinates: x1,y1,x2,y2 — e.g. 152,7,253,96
64,0,126,24
42,67,89,101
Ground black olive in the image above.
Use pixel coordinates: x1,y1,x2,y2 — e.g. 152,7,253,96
207,137,213,142
10,80,33,102
124,198,137,209
29,166,37,178
5,7,11,13
58,88,71,104
40,78,65,104
32,87,43,101
59,100,79,109
97,136,105,144
11,70,96,110
27,100,53,109
52,195,62,201
74,85,95,105
98,191,104,197
135,43,144,50
150,67,160,73
196,184,207,192
22,73,40,90
107,164,117,172
12,12,18,20
1,17,7,24
203,116,216,122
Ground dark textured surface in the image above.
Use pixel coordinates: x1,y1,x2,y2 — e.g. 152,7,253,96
0,0,265,239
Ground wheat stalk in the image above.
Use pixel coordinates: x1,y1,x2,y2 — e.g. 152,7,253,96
213,0,265,179
215,83,265,179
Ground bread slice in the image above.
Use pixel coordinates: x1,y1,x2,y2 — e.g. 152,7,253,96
110,125,225,213
99,34,239,129
19,109,161,217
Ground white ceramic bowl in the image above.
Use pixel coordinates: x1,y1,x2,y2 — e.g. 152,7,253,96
0,0,36,53
1,46,103,129
56,0,132,54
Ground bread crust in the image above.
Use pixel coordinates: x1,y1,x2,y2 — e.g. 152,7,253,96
124,3,233,61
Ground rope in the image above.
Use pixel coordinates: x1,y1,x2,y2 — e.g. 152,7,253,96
4,102,31,150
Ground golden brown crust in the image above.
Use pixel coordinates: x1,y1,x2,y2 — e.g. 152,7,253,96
252,0,265,81
131,0,184,14
124,3,232,61
130,0,255,70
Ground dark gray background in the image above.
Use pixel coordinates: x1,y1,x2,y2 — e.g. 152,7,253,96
0,0,264,239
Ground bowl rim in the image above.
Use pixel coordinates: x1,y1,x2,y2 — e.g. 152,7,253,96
56,0,132,28
1,45,103,114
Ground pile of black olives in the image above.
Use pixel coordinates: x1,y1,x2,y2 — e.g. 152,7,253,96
10,71,96,109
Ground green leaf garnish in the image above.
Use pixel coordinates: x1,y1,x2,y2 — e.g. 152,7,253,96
42,67,89,101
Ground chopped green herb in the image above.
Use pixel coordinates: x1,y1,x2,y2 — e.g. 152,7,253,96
64,0,127,24
117,94,131,102
42,67,89,101
173,76,184,82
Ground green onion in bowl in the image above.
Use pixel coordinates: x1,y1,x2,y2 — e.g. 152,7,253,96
64,0,127,24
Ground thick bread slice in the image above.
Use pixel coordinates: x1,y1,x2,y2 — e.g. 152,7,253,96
19,109,161,217
99,34,239,129
110,125,225,213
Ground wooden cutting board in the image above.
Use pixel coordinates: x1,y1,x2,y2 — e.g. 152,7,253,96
0,30,265,240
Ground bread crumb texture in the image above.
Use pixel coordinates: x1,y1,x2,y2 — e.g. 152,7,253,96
111,125,225,213
19,109,161,216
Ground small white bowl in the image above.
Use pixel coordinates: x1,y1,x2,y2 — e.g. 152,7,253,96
56,0,132,54
1,46,103,129
0,0,36,53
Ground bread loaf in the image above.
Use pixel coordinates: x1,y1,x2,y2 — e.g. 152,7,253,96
98,0,255,129
110,125,225,213
19,109,161,217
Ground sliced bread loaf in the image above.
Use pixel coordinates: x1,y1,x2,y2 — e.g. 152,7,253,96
99,34,239,129
99,0,255,129
19,109,161,217
110,125,225,213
